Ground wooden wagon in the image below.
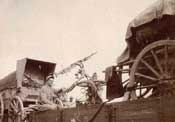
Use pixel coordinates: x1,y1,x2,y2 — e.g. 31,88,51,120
0,58,56,122
28,95,175,122
106,0,175,101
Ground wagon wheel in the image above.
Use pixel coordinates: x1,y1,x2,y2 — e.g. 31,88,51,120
0,95,4,122
8,96,24,122
127,40,175,100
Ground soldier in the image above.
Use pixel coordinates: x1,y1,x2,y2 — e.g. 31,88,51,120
39,74,63,110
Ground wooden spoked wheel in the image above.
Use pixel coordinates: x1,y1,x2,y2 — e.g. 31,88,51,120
128,40,175,99
0,95,4,122
8,96,24,122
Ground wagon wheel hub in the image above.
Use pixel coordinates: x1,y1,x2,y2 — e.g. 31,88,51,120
159,74,175,84
158,77,175,87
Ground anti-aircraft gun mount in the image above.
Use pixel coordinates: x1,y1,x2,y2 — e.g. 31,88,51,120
54,52,106,105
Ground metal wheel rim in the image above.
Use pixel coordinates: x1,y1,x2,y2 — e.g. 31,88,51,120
0,95,4,122
129,40,175,99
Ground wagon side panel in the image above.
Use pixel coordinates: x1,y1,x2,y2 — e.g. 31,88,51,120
111,98,161,122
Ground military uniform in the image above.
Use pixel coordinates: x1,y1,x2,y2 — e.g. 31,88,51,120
37,85,58,110
40,85,57,104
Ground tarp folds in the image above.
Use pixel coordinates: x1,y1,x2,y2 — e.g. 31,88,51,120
118,0,175,64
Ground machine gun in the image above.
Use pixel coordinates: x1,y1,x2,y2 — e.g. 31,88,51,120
54,52,106,104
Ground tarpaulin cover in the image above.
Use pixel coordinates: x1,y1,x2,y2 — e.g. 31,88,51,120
118,0,175,63
0,71,17,91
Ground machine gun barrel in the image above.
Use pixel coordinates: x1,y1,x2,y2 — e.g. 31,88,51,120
55,52,97,77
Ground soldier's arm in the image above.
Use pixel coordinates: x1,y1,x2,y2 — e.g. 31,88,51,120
40,90,54,105
53,88,64,95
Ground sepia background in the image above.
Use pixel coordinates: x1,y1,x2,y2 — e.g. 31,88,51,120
0,0,156,100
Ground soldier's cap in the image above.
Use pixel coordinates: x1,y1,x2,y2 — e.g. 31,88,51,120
45,73,54,81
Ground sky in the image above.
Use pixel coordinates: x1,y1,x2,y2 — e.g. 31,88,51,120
0,0,156,99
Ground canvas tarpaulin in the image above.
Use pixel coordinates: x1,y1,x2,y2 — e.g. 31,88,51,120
118,0,175,64
0,71,17,91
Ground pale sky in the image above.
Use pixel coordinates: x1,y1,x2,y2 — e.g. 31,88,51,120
0,0,156,99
